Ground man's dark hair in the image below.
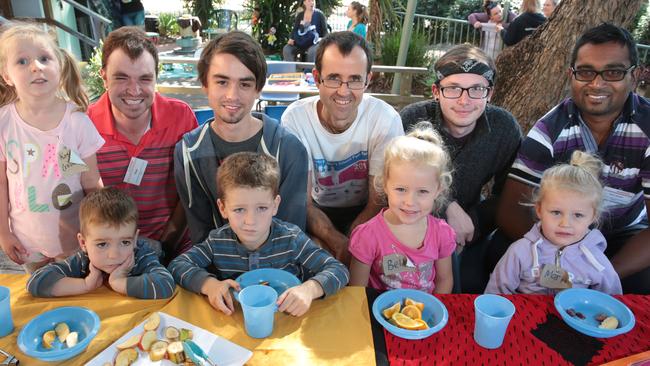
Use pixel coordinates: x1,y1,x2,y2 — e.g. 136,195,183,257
571,23,638,67
197,31,267,91
102,26,159,75
315,31,373,74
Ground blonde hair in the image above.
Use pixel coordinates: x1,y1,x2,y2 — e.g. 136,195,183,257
533,150,604,224
0,21,88,110
520,0,540,13
375,121,453,213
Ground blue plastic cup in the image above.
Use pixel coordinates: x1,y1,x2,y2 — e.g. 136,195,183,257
473,294,515,349
238,285,278,338
0,286,13,337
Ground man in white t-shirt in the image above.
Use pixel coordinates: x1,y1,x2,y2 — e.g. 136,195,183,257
282,31,404,265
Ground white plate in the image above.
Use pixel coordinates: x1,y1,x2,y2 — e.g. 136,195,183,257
85,312,253,366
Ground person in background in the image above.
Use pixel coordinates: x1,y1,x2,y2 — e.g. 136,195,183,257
486,151,622,295
468,0,516,30
27,187,175,299
120,0,145,27
283,0,329,62
499,0,546,46
542,0,559,18
346,1,368,39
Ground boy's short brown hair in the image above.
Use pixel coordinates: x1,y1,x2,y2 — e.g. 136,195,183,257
79,187,138,234
216,152,280,199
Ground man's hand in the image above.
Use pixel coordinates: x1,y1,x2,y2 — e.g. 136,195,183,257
277,280,324,317
108,252,135,295
0,232,27,264
474,22,483,29
84,263,104,292
288,39,295,46
201,278,241,315
446,201,475,248
324,232,350,266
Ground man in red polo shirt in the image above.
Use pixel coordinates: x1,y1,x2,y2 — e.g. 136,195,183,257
88,27,198,259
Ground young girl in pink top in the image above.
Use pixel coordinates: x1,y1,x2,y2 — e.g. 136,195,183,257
0,22,104,271
349,122,456,293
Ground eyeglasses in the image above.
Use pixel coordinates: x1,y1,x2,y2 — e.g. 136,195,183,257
320,78,367,90
439,86,490,99
571,65,636,82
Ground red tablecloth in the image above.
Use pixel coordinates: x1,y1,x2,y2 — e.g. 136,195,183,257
383,294,650,365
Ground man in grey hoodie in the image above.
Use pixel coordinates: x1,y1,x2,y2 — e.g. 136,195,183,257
174,31,308,245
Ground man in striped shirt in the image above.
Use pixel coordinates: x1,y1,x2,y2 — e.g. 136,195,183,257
169,152,349,317
496,23,650,293
88,27,198,260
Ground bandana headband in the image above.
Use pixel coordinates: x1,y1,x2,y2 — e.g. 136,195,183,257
435,59,495,86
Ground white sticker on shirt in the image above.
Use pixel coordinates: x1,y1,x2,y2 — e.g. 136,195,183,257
602,186,636,209
123,157,148,186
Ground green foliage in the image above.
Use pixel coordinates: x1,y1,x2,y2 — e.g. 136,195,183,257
380,28,432,67
632,1,650,46
81,41,105,101
447,0,483,20
245,0,342,53
392,0,518,20
158,13,181,38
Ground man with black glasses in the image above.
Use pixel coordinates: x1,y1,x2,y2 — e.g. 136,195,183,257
497,23,650,294
282,31,403,265
400,44,521,292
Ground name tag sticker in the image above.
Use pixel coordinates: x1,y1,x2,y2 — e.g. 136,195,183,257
58,145,88,178
381,253,416,276
602,186,636,209
123,157,148,186
539,264,572,289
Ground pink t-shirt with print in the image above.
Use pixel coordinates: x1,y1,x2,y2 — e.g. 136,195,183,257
0,103,104,259
349,209,456,292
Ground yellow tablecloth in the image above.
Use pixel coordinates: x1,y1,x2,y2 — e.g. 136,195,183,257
0,274,376,365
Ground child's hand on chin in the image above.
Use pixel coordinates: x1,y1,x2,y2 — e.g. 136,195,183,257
84,263,104,292
277,280,323,317
107,253,135,294
201,278,241,316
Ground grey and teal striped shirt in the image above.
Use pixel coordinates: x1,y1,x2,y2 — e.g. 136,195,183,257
27,240,175,299
169,218,349,297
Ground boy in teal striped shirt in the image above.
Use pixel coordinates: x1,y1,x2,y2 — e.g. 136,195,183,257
169,152,349,316
27,187,175,299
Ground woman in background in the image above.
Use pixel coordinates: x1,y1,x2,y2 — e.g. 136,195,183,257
346,1,368,39
283,0,329,62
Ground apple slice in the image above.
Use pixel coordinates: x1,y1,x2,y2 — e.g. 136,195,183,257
149,340,168,362
143,312,160,331
164,326,179,341
116,333,141,350
179,328,193,341
54,322,70,343
42,330,57,349
114,348,138,366
138,330,157,351
65,332,78,347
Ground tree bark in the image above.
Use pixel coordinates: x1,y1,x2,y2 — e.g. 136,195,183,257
491,0,644,133
368,0,383,57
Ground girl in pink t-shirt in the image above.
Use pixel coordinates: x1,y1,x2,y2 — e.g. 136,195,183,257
0,22,104,271
349,121,456,293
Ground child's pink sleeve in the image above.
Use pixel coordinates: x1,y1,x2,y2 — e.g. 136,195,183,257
348,223,376,265
436,219,457,259
73,112,105,158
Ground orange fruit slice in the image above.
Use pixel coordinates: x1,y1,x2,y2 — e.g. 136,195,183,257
404,298,425,312
413,319,429,330
42,330,56,349
382,302,401,320
391,312,423,330
401,304,422,320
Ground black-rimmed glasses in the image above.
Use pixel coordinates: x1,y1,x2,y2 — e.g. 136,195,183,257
320,78,367,90
439,86,491,99
571,65,636,82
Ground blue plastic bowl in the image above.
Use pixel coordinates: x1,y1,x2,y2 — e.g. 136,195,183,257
236,268,301,298
554,288,635,338
372,289,448,340
17,306,100,362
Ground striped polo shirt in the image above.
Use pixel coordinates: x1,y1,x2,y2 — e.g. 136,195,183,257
510,94,650,234
168,218,350,298
88,93,198,247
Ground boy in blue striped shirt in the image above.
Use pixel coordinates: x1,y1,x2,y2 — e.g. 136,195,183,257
27,187,175,299
169,152,349,316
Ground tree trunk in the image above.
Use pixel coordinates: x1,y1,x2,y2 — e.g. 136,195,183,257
491,0,644,133
368,0,383,57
